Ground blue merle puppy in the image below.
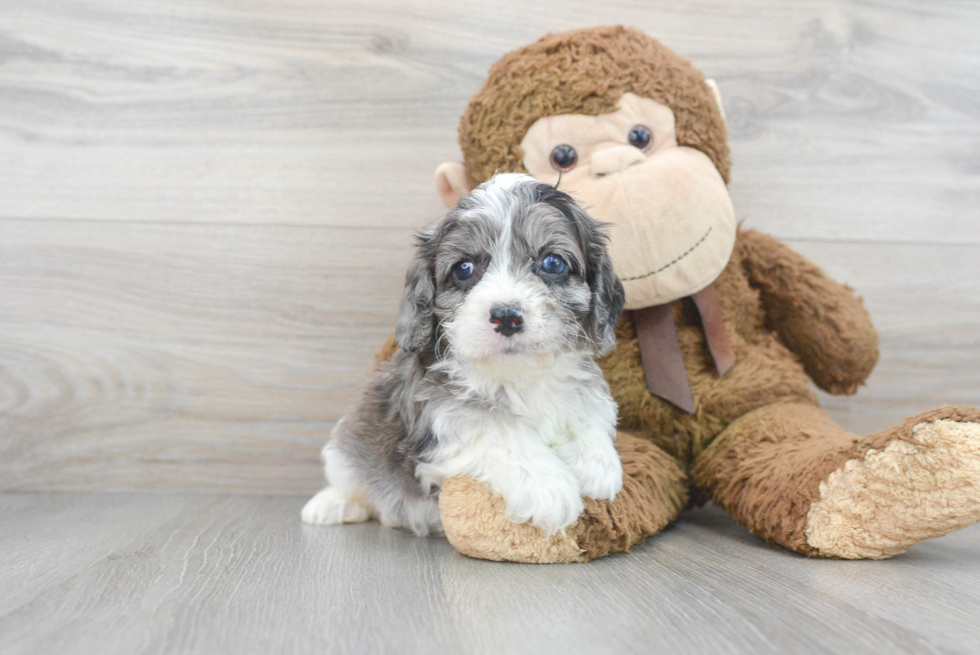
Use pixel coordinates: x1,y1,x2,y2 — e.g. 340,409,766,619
302,173,625,536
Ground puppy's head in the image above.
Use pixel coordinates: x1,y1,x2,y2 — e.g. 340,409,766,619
395,173,625,361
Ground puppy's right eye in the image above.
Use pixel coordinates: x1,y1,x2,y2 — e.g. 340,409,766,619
541,254,567,276
453,260,475,281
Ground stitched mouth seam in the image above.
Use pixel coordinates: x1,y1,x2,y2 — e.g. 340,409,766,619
621,227,713,282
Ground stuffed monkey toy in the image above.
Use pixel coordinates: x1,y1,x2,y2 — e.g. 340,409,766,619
403,25,980,563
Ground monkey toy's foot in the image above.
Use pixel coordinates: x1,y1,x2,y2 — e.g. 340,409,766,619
439,433,688,563
695,404,980,560
805,416,980,559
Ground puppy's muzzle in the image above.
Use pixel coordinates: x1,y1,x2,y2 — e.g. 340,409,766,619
489,306,523,337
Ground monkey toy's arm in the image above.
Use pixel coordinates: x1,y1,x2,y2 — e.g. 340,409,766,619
738,228,879,395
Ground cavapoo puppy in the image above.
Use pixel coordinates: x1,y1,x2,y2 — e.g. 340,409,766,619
302,173,626,536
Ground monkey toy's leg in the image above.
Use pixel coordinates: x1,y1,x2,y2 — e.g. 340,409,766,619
692,403,980,559
439,432,689,563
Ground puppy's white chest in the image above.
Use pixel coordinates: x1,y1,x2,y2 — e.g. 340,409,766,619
419,360,622,535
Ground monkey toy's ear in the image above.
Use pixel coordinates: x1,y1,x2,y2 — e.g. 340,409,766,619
705,79,727,126
434,162,473,208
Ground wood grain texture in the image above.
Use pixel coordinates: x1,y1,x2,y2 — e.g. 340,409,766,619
2,494,979,655
1,0,979,492
0,221,414,493
2,0,979,241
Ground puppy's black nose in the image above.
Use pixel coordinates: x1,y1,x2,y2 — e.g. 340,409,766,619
489,306,523,337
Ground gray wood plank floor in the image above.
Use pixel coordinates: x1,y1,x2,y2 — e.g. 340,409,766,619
2,493,979,655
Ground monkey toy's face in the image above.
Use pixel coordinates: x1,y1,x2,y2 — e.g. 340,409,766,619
517,93,737,309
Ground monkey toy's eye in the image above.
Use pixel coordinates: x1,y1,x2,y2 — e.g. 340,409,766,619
628,124,652,150
453,260,475,281
549,144,578,172
541,254,567,276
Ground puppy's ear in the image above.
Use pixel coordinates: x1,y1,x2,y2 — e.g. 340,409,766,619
535,184,624,355
395,226,439,354
587,245,625,356
571,205,624,356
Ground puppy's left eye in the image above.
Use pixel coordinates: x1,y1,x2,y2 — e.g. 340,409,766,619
541,254,567,276
453,260,475,281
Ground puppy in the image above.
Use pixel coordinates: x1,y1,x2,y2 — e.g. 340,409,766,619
301,173,626,536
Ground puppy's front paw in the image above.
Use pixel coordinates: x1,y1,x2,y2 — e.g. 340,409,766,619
574,447,623,502
502,475,584,535
556,434,623,502
301,487,372,525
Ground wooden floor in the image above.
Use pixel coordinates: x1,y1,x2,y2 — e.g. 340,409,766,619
1,493,979,655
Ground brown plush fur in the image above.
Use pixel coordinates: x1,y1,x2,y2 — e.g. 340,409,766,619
693,404,980,555
578,226,887,552
739,230,879,394
459,25,731,186
599,228,854,467
805,416,980,559
411,27,980,561
374,335,399,369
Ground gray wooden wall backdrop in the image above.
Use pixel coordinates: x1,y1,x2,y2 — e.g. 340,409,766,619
1,0,979,494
